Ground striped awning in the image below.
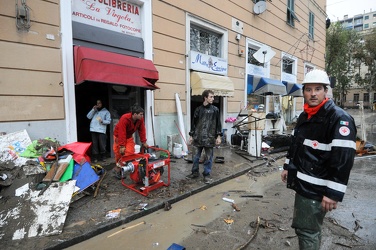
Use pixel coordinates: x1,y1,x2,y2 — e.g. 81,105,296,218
247,75,287,95
282,81,303,97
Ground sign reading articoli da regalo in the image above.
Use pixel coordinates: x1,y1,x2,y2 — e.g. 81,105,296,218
72,0,142,38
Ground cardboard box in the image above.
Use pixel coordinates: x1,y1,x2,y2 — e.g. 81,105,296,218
247,112,266,130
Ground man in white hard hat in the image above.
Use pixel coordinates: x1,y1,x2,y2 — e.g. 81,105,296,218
281,69,357,249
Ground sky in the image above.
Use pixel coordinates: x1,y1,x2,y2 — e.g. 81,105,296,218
326,0,376,21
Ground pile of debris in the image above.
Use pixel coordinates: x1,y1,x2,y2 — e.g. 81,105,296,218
0,130,103,241
355,139,376,156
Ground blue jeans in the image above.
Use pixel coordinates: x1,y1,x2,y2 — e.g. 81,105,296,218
192,146,214,176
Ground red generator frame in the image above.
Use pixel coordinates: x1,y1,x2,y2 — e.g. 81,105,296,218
118,146,171,196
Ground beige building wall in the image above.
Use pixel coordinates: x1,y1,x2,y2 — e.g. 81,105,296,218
0,0,63,122
152,0,327,117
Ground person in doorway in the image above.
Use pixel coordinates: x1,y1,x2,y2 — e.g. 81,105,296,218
281,69,357,250
186,90,222,184
113,104,148,179
87,99,111,163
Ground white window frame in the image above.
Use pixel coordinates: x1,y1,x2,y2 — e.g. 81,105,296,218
187,15,228,59
185,14,228,135
304,62,315,75
245,38,272,102
281,52,298,82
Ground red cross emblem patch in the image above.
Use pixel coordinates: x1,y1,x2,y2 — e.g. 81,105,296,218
339,126,350,136
312,140,319,148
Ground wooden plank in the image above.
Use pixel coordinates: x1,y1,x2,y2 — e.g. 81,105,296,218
53,155,73,182
43,162,58,182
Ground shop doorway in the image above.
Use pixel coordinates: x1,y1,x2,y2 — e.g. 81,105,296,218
75,82,144,158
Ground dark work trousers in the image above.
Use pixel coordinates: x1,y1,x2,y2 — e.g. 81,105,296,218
292,193,326,250
192,146,213,176
91,132,107,158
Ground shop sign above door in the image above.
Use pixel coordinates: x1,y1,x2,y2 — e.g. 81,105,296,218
189,51,228,76
72,0,142,38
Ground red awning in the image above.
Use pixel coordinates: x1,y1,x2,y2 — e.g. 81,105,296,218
74,46,159,89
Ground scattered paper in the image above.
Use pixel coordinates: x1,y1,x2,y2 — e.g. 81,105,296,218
106,209,121,219
222,197,234,203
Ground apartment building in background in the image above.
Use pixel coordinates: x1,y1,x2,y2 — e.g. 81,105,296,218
337,9,376,108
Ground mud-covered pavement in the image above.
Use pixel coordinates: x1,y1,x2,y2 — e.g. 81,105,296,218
2,144,286,250
2,109,376,250
67,154,376,250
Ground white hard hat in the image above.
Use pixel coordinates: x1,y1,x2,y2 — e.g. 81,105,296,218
302,69,330,85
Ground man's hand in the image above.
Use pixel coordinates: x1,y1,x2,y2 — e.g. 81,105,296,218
281,170,288,183
142,142,148,149
321,196,338,212
215,136,221,146
189,136,193,145
120,146,125,155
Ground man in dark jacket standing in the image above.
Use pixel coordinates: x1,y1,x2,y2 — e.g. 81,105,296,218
186,90,222,184
281,69,357,250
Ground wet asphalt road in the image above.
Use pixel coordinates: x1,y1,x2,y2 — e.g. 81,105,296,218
329,155,376,244
65,109,376,249
66,154,376,249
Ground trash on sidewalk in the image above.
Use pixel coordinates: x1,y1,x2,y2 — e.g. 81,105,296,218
0,180,76,240
105,209,122,219
72,161,100,195
222,197,234,203
0,129,32,166
136,203,148,210
167,243,186,250
214,156,225,163
240,194,263,198
164,201,172,211
224,216,234,225
232,203,241,212
199,205,206,210
214,146,225,163
237,216,261,249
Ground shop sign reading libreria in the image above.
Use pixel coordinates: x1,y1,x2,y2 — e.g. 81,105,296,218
72,0,142,38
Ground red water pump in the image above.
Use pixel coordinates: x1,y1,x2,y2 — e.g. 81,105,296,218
117,146,171,196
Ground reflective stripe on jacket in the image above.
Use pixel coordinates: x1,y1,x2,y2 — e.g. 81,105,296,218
284,99,356,202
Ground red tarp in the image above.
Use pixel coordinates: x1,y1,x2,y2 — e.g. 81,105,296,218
58,142,91,165
74,46,159,89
